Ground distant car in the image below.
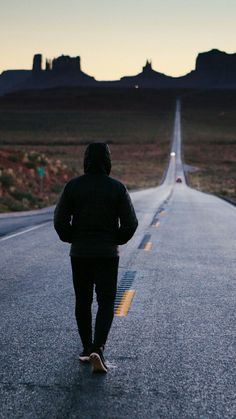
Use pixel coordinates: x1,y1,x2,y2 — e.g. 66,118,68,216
176,177,182,183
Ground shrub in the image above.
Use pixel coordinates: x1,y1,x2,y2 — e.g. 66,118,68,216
0,196,27,211
51,184,63,194
0,174,15,188
10,190,38,204
8,154,20,163
25,161,36,169
28,152,38,162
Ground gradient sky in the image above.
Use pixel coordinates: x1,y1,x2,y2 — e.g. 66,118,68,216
1,0,236,80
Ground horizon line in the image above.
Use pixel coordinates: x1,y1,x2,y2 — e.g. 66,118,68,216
1,48,236,81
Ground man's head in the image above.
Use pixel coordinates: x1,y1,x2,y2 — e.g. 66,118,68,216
84,142,111,175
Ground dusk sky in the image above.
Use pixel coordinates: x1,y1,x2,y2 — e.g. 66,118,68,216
1,0,236,80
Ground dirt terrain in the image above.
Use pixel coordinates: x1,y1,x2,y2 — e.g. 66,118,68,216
182,91,236,203
0,88,235,211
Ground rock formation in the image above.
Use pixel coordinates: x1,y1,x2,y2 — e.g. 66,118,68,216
195,49,236,85
32,54,42,73
0,49,236,96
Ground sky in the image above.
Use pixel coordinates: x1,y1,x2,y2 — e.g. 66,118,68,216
1,0,236,80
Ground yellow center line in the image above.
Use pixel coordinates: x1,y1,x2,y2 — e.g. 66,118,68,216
155,221,160,228
159,210,165,216
144,241,152,251
115,290,136,317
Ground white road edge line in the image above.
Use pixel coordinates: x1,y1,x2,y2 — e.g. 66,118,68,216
0,222,50,242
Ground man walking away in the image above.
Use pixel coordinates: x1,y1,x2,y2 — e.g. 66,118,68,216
54,143,138,373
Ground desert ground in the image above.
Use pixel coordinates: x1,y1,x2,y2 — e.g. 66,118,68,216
182,90,236,203
0,88,235,211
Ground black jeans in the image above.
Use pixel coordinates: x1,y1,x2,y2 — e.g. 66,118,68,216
71,256,119,350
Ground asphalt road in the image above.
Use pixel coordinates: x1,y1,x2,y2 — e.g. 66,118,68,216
0,207,54,238
0,101,235,418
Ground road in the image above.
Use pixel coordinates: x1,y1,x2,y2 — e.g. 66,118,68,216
0,101,235,418
0,207,53,238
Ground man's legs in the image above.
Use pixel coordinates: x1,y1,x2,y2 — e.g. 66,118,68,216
71,257,94,350
93,257,119,349
71,256,119,372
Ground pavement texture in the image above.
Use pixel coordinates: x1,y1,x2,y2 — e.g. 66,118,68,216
0,102,235,418
0,207,54,238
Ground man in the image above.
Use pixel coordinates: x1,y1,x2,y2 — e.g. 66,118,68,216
54,143,138,373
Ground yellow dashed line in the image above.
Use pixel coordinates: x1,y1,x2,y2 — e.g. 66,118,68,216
115,290,136,317
155,221,160,228
159,210,165,216
144,241,152,251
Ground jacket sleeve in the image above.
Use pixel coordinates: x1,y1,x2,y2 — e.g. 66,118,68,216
117,185,138,245
54,184,73,243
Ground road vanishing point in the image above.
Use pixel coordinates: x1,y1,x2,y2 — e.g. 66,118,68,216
0,101,235,418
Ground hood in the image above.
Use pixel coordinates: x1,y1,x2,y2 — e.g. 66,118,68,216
84,142,111,175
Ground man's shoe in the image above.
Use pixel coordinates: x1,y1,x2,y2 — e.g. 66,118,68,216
89,348,108,373
79,348,91,363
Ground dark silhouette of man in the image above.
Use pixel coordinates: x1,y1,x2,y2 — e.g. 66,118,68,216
54,143,138,373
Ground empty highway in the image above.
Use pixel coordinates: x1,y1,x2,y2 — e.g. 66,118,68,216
0,101,235,418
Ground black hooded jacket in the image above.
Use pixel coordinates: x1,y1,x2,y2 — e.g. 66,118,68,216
54,143,138,257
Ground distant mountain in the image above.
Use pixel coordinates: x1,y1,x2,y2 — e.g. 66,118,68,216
194,49,236,87
117,50,236,89
0,54,97,96
0,70,31,95
118,60,174,88
0,49,236,95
